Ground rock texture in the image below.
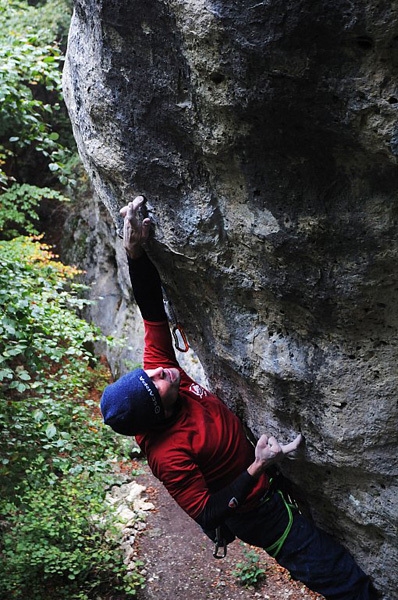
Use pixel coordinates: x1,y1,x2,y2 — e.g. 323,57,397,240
63,1,398,597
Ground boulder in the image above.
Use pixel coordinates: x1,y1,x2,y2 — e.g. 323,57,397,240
63,1,398,596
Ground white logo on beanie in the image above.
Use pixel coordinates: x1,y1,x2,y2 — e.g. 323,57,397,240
139,375,162,414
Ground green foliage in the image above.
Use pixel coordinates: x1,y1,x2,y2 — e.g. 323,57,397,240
0,183,69,239
0,5,143,597
1,0,72,47
0,478,144,600
0,236,96,395
232,546,267,588
0,238,145,598
0,0,74,187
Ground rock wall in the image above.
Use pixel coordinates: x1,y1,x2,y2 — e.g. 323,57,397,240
63,1,398,596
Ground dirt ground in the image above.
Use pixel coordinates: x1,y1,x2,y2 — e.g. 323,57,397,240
134,465,324,600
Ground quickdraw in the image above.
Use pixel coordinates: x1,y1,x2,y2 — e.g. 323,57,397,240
162,287,190,353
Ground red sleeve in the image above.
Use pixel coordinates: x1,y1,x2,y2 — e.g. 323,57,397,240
143,320,180,370
148,448,210,520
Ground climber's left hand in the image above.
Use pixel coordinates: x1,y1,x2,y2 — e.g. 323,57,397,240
120,196,151,259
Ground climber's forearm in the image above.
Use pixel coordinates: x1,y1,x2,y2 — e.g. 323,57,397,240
127,253,167,322
195,470,257,530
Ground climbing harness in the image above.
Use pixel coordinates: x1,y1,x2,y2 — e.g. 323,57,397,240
263,488,295,558
205,487,295,560
162,286,190,353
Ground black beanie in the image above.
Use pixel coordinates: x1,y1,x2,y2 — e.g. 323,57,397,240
100,368,165,435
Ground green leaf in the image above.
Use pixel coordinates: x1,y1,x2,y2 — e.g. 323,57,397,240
45,423,57,439
0,368,13,380
33,410,44,422
16,382,28,392
17,369,31,381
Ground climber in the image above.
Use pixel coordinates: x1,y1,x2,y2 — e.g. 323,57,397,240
100,196,378,600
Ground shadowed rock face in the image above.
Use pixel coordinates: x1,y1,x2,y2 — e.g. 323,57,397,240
63,1,398,595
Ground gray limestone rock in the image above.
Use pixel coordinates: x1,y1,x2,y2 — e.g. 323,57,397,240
63,1,398,596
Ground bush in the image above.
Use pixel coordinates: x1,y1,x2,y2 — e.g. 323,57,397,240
0,479,140,600
232,546,267,588
0,237,145,598
0,0,74,188
0,183,69,239
0,236,96,395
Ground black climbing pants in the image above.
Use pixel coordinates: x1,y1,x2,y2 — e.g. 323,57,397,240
226,490,378,600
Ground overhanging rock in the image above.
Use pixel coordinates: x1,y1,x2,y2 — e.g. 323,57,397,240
63,1,398,596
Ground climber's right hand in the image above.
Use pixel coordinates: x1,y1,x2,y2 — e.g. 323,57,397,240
120,196,151,259
248,433,303,478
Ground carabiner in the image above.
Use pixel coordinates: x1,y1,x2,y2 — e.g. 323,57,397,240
213,540,228,559
172,324,190,353
162,287,190,353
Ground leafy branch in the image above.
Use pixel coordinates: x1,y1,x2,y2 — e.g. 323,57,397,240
0,0,74,187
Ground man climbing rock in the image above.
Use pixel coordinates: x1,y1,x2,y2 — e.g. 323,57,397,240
101,196,378,600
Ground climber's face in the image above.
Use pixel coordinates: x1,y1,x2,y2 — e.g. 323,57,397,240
144,367,180,417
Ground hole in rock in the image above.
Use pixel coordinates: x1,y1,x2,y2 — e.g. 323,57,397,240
390,35,398,48
209,72,225,84
374,340,388,348
356,35,374,50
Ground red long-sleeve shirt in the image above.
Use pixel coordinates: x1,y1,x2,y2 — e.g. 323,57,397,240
135,319,269,521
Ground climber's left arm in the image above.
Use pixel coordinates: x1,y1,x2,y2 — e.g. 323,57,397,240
120,197,167,322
